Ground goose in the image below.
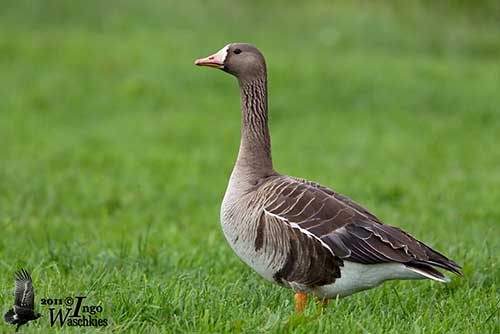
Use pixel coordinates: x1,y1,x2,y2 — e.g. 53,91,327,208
195,43,462,313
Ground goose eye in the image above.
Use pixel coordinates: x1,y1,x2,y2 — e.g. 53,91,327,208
234,48,242,55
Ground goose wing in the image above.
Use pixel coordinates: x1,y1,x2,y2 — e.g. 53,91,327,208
261,176,462,275
14,269,35,310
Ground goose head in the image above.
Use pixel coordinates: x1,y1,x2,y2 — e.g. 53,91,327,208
195,43,266,80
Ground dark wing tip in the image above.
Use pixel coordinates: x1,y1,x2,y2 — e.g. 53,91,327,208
445,259,463,275
419,244,464,276
426,258,463,276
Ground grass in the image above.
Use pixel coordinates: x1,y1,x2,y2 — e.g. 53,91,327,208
0,0,499,333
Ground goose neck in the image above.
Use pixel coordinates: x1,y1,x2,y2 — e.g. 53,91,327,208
234,76,274,178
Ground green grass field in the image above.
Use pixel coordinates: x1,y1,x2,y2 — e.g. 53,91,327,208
1,0,499,333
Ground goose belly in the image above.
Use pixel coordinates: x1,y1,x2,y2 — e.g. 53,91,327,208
312,261,422,298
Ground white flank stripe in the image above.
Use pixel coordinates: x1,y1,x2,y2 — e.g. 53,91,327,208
263,209,335,256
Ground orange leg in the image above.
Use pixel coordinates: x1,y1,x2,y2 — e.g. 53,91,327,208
317,297,328,308
294,292,307,313
316,297,328,314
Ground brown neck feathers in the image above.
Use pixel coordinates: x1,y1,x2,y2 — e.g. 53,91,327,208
235,75,274,178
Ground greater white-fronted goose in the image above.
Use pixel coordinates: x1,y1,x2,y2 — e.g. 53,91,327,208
195,43,462,313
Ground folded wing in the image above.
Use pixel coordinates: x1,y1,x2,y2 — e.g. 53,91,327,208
261,176,462,282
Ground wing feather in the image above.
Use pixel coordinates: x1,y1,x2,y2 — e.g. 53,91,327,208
262,176,462,275
260,210,342,286
14,269,35,309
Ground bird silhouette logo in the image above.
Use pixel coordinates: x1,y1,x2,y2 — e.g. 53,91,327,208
4,269,42,332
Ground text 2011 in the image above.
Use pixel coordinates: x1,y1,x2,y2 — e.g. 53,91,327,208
41,298,64,305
